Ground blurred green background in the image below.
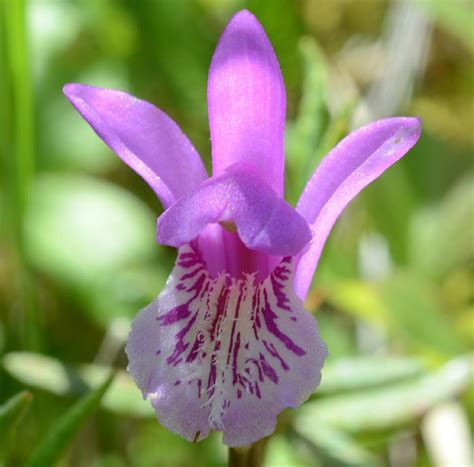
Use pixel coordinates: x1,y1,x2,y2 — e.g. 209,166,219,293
1,0,473,466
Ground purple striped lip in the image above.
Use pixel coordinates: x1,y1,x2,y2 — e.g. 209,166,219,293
156,242,306,414
146,240,319,433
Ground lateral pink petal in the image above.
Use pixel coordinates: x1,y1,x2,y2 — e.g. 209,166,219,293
63,83,207,208
294,117,422,299
157,162,311,257
207,10,286,196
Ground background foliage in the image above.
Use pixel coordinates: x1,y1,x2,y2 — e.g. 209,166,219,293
1,0,473,466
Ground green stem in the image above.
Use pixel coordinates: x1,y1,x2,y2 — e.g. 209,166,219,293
228,439,268,467
4,0,34,209
1,0,39,348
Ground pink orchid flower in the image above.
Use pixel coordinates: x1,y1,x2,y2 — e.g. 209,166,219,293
64,10,421,447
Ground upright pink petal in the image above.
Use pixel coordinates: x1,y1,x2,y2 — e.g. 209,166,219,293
294,117,421,299
63,84,208,208
208,10,286,196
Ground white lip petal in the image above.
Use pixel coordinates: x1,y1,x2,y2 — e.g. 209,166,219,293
126,241,327,447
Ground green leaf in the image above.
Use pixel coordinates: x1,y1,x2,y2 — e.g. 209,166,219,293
322,279,389,329
25,174,156,280
318,356,425,395
3,352,153,417
286,36,329,204
315,313,357,360
325,273,464,356
379,274,465,355
25,372,114,467
263,436,312,467
293,421,382,467
0,391,32,455
3,352,87,396
80,365,152,418
312,100,353,166
290,37,328,154
409,175,474,279
132,0,209,122
300,355,473,432
24,174,158,326
365,163,417,264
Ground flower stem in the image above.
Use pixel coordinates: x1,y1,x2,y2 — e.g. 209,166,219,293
228,439,268,467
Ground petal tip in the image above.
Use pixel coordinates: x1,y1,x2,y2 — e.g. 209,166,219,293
223,9,271,47
395,116,422,146
408,116,422,137
398,115,422,132
391,115,422,133
62,82,77,100
362,116,422,150
62,82,86,99
63,83,93,109
228,9,259,25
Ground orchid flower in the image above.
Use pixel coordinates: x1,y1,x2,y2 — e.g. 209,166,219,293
63,10,421,447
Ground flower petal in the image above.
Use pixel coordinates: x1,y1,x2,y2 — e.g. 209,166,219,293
63,84,207,208
157,162,311,257
294,117,422,299
208,10,286,196
126,242,327,447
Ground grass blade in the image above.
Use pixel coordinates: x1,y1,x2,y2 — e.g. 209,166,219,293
25,373,114,467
